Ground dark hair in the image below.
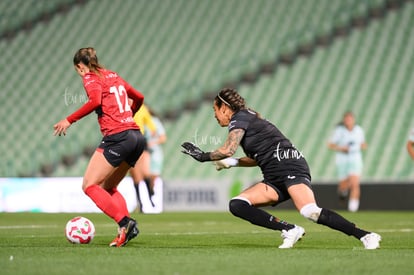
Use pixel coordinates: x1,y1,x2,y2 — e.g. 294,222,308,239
73,47,104,74
214,88,261,118
214,88,246,111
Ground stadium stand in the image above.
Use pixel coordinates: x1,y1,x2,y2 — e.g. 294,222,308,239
0,0,412,182
0,0,84,40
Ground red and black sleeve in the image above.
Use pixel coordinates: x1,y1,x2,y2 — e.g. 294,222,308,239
66,85,102,124
124,80,144,114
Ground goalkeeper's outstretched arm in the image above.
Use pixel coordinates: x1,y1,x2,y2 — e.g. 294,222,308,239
182,129,246,163
210,129,245,160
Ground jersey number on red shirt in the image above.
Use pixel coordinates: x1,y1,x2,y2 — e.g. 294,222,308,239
110,85,131,113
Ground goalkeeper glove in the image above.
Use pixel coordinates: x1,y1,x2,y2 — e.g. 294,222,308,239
181,142,211,162
214,158,239,171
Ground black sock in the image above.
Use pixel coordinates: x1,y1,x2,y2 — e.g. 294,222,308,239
133,182,142,211
317,208,369,239
133,182,140,199
229,199,294,231
118,216,130,228
144,177,154,196
144,178,155,207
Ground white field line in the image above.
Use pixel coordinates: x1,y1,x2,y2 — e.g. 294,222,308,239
140,228,414,236
0,224,412,235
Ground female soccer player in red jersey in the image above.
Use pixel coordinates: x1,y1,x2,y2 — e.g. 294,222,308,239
182,88,381,249
54,47,145,247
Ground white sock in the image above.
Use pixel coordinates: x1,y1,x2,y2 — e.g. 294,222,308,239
348,199,359,212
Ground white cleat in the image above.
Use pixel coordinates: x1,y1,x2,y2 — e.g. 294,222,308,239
360,232,381,250
278,225,305,249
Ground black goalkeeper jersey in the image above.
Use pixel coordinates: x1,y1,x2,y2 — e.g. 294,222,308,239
229,109,311,183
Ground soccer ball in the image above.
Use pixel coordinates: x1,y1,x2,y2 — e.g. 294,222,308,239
65,216,95,244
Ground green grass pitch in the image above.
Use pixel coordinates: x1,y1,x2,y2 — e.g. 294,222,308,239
1,211,413,275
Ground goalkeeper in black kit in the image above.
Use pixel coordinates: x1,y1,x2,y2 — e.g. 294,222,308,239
181,88,381,249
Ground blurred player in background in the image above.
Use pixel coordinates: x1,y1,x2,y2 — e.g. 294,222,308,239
328,111,367,212
407,127,414,160
129,104,156,212
181,88,381,249
144,107,167,213
53,47,145,247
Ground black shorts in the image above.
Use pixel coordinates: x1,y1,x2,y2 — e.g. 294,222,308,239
263,174,312,205
97,129,145,167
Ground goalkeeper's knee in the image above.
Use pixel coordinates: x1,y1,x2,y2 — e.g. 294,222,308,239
229,197,251,218
300,203,322,222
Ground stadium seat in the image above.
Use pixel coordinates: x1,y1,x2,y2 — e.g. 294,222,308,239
162,1,414,181
1,0,412,182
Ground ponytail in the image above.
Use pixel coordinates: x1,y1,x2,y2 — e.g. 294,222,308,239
215,88,261,118
73,47,104,75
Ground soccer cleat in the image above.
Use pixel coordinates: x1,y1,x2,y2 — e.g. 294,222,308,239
278,225,305,249
115,219,139,247
360,232,381,249
109,219,140,247
109,233,120,247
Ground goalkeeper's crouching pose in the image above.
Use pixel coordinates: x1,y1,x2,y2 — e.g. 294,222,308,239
181,88,381,249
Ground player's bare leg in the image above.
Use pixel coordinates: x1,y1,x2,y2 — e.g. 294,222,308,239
82,151,138,247
337,178,350,200
130,151,153,211
347,174,360,212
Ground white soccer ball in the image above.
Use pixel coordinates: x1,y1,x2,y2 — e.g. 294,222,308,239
65,216,95,244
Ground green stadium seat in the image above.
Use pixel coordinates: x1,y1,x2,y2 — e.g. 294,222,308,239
1,0,412,181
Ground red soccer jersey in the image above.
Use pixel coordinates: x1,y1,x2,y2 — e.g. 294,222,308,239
66,69,144,136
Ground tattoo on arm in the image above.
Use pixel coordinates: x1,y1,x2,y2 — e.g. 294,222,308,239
210,129,245,160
